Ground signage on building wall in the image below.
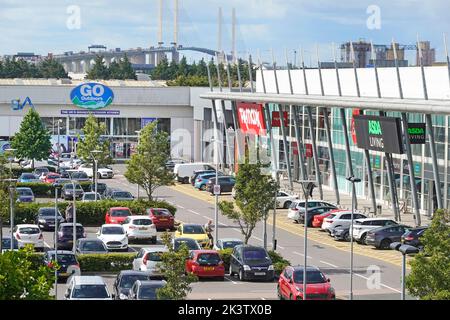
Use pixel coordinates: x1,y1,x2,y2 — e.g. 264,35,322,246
11,97,35,111
70,82,114,110
354,115,404,154
61,110,120,115
237,102,266,135
351,109,361,145
271,111,289,128
407,123,426,144
292,141,299,156
305,143,313,158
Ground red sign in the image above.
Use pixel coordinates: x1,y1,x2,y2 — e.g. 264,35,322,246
237,102,266,135
305,143,313,158
271,111,289,127
291,142,299,155
351,109,361,144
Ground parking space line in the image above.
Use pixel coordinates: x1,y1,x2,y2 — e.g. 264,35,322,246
319,260,338,268
177,205,185,209
202,215,210,220
353,273,401,293
218,222,228,227
252,236,263,242
293,251,312,259
188,210,200,216
278,245,285,249
44,241,52,249
225,276,238,285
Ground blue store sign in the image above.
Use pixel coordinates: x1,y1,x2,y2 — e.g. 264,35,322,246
70,82,114,110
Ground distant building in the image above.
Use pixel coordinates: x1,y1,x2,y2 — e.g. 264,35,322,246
417,41,436,66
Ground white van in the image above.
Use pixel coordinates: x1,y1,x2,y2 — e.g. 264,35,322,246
173,163,215,184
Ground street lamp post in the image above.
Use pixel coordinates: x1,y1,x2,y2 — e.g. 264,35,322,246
71,180,77,254
347,175,361,300
90,150,102,201
211,136,219,244
57,119,63,173
135,130,141,200
6,148,17,249
390,242,419,300
54,184,61,299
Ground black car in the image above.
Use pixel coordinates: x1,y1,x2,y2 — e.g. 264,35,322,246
206,176,236,194
70,171,90,182
332,225,351,241
61,183,84,200
190,170,217,186
57,223,86,250
57,169,71,179
90,183,107,195
299,206,338,227
76,238,108,254
113,270,152,300
366,225,412,249
43,250,79,279
1,237,19,253
128,280,166,300
229,245,274,282
401,226,429,250
108,190,135,201
36,207,65,231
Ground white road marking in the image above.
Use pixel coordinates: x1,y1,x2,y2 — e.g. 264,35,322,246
261,298,266,300
232,228,240,233
44,241,52,249
319,260,339,268
218,222,228,227
293,251,312,259
188,210,200,216
177,205,185,209
225,277,238,285
353,273,401,293
202,216,210,220
278,245,285,249
252,236,263,242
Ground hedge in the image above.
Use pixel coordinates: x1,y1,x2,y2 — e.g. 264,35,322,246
10,199,177,226
16,182,92,197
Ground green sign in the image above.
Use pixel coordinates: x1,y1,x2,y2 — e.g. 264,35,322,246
407,123,426,144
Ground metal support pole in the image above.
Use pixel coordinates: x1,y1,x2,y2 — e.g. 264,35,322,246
302,185,309,300
72,182,77,254
306,107,323,199
272,172,279,250
9,186,14,253
350,181,356,300
248,54,254,93
401,253,406,300
293,106,307,180
226,61,241,169
57,122,61,173
54,187,59,299
94,159,98,201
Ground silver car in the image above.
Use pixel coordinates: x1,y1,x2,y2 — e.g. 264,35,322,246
132,247,168,277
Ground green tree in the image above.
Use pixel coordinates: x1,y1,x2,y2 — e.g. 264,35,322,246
118,55,137,80
156,232,197,300
124,121,174,200
0,247,55,300
76,114,112,167
406,209,450,300
0,154,11,222
86,55,110,80
11,108,51,169
218,162,278,244
108,61,121,80
38,57,68,78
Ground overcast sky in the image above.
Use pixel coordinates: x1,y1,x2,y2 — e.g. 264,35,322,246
1,0,449,64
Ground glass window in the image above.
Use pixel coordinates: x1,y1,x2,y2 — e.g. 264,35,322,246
294,270,326,284
157,118,171,134
72,285,109,299
113,118,127,136
120,275,149,289
54,118,67,135
127,118,141,136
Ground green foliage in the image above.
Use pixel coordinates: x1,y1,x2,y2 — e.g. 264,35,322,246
0,247,54,300
0,57,67,79
86,55,110,80
0,154,12,221
11,108,52,169
156,232,197,300
77,253,135,272
268,250,291,276
124,121,174,201
167,75,209,87
406,210,450,300
38,57,68,78
219,162,277,244
76,114,112,167
218,249,233,270
86,54,136,80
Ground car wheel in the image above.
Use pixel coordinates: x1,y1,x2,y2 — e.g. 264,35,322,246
380,239,391,250
277,286,283,300
239,269,245,281
152,237,157,244
344,231,351,242
97,173,101,179
229,265,234,276
283,201,292,209
183,177,189,184
294,220,299,224
359,233,367,245
200,185,206,191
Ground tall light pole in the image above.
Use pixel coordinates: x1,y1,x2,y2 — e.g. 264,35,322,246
135,130,141,199
347,175,361,300
57,119,63,173
6,148,17,249
211,136,219,243
90,150,102,201
54,183,61,299
71,179,77,254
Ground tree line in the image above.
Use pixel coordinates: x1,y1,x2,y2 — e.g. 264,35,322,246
86,54,137,80
0,57,68,79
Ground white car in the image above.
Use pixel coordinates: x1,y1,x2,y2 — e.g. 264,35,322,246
287,200,337,222
82,192,103,202
350,218,398,244
78,164,114,179
13,224,44,251
122,216,157,244
132,247,168,277
97,224,129,252
65,276,113,300
276,191,299,209
321,211,367,232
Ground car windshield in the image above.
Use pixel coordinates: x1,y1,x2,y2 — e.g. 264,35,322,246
61,226,84,234
147,252,163,261
72,285,109,299
2,238,18,249
72,173,88,178
175,240,199,251
102,227,124,235
47,175,60,179
80,241,106,252
132,219,152,226
84,194,98,200
18,189,33,196
138,286,160,299
111,210,130,217
120,275,149,289
294,270,327,284
222,241,243,249
65,184,83,191
39,209,60,216
197,253,221,265
243,249,270,261
151,209,171,216
49,254,77,264
21,174,37,179
113,192,132,198
18,227,40,234
183,225,204,234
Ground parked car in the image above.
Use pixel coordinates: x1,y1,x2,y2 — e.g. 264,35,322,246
68,171,90,182
288,200,337,223
172,238,202,252
76,238,108,255
229,245,274,282
331,225,351,241
82,192,103,202
127,280,166,300
108,190,135,201
366,225,412,249
13,224,44,251
1,237,19,253
18,173,40,183
133,247,168,277
43,173,61,184
78,163,114,179
43,250,80,279
16,187,35,203
297,206,338,227
147,208,175,231
401,226,429,250
61,183,84,200
35,207,65,230
89,183,107,195
214,238,244,250
122,216,157,244
57,169,71,179
105,207,131,225
350,218,398,244
57,223,86,250
33,167,50,177
174,163,215,184
321,211,367,233
65,276,112,300
97,224,129,252
190,170,217,186
312,209,345,228
166,158,187,171
194,173,221,191
53,178,71,187
277,266,335,300
175,224,210,248
206,176,236,194
186,250,225,280
275,191,299,209
113,270,152,300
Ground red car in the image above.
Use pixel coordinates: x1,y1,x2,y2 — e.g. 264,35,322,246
148,208,175,231
44,173,61,184
185,250,225,280
312,209,344,228
277,266,335,300
105,207,131,224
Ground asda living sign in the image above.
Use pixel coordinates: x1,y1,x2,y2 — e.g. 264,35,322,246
354,115,404,154
408,123,426,144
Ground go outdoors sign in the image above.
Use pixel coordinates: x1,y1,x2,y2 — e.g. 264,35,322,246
70,83,114,110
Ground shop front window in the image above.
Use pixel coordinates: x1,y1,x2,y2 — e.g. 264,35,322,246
113,118,127,136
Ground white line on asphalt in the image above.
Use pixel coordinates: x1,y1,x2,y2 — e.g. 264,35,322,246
177,205,185,209
225,277,238,285
261,298,266,300
253,236,263,242
232,228,240,233
202,216,210,220
188,210,200,216
293,251,312,259
278,245,285,250
353,274,401,293
44,241,52,249
319,260,339,268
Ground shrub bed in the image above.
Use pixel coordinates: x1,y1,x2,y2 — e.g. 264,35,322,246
15,182,92,197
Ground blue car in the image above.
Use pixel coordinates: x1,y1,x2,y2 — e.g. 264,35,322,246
194,173,222,191
18,173,40,183
16,187,35,203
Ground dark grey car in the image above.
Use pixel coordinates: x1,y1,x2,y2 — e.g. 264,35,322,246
229,245,274,282
366,225,412,249
76,238,108,254
113,270,152,300
35,207,65,231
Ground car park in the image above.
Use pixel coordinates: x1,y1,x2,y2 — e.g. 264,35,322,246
194,173,220,191
68,171,90,182
53,178,71,187
97,224,129,252
401,226,429,250
43,173,61,184
175,224,210,248
1,237,19,253
350,218,398,244
33,167,50,177
206,176,236,194
297,206,338,226
43,250,80,279
274,191,299,209
127,280,166,300
288,200,337,223
366,225,412,249
214,238,244,250
108,190,135,201
122,216,157,243
113,270,152,300
57,223,86,250
166,158,187,171
35,207,65,230
13,224,44,251
78,163,114,179
229,245,274,282
331,225,351,241
186,250,225,280
16,187,35,203
76,238,108,255
105,207,131,224
147,208,175,231
61,183,84,200
18,173,40,183
277,266,335,300
89,182,107,195
65,276,112,300
312,209,344,228
321,211,367,233
133,247,168,277
82,192,103,202
190,170,217,186
174,163,215,184
172,238,201,252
